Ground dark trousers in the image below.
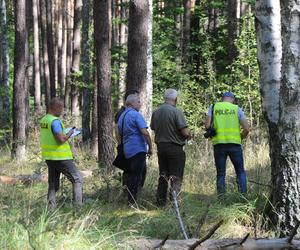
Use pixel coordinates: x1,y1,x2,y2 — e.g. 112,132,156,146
156,143,186,206
122,165,146,188
46,160,83,209
213,144,247,194
127,152,146,204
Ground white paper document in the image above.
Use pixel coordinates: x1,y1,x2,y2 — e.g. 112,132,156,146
65,127,81,138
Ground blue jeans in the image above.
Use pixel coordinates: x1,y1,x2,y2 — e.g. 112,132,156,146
213,144,247,194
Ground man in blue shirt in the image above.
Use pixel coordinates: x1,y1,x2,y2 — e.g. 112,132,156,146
118,94,152,206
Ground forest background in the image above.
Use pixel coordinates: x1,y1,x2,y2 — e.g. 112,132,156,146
1,0,299,248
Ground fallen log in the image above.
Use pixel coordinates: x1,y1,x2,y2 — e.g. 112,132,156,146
132,238,300,250
0,170,93,185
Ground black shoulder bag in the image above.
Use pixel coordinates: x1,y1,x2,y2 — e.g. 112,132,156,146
112,110,131,170
204,104,217,138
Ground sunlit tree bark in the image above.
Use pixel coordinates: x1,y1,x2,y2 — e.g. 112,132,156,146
12,0,28,161
46,0,56,97
70,0,82,125
81,0,91,142
126,0,152,123
270,0,300,235
39,0,51,109
32,0,41,112
94,0,114,169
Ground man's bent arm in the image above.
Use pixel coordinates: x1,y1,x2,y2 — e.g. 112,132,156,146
180,127,191,140
240,119,250,139
204,116,212,129
54,130,73,144
140,128,153,155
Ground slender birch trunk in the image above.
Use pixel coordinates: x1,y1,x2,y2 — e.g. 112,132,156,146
271,0,300,235
39,0,51,109
117,0,127,108
65,0,74,111
32,0,41,112
71,0,82,125
255,1,281,209
57,0,66,97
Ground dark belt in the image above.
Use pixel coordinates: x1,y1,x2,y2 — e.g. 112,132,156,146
157,142,184,147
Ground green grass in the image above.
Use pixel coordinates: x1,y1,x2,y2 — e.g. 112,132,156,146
0,135,272,249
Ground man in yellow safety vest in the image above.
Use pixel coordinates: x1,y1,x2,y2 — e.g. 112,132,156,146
40,98,82,209
205,91,250,196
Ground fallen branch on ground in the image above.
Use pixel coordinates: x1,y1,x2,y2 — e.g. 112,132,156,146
248,179,272,188
0,170,93,185
132,238,300,250
192,203,211,238
188,219,223,250
152,234,169,250
172,190,189,240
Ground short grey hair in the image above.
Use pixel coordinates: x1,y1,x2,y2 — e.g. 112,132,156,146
125,93,139,106
164,88,178,101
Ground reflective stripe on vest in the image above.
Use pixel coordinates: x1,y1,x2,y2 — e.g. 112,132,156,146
40,114,73,160
212,102,241,145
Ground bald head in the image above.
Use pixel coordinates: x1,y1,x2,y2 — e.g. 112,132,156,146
125,94,141,111
164,88,178,105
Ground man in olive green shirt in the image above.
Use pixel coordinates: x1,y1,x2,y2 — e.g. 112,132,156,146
151,89,191,206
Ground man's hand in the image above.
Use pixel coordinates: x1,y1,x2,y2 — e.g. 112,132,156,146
54,127,75,144
180,127,191,140
147,148,153,157
240,119,250,139
67,127,75,138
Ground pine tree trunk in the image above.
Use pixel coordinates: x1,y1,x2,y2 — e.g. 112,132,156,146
241,1,250,17
182,0,191,65
255,1,281,230
111,0,119,112
91,69,98,157
126,0,152,122
94,0,114,169
65,0,74,111
81,0,91,143
271,0,300,235
227,0,238,64
46,0,56,98
191,0,200,77
57,0,66,97
12,0,27,161
39,0,51,109
71,0,82,125
32,0,41,112
117,0,127,108
0,0,10,128
112,0,119,48
207,0,215,34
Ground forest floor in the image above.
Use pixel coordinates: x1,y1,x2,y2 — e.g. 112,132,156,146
0,132,274,249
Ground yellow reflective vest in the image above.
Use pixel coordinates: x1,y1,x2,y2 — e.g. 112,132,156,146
212,102,241,145
40,114,73,160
